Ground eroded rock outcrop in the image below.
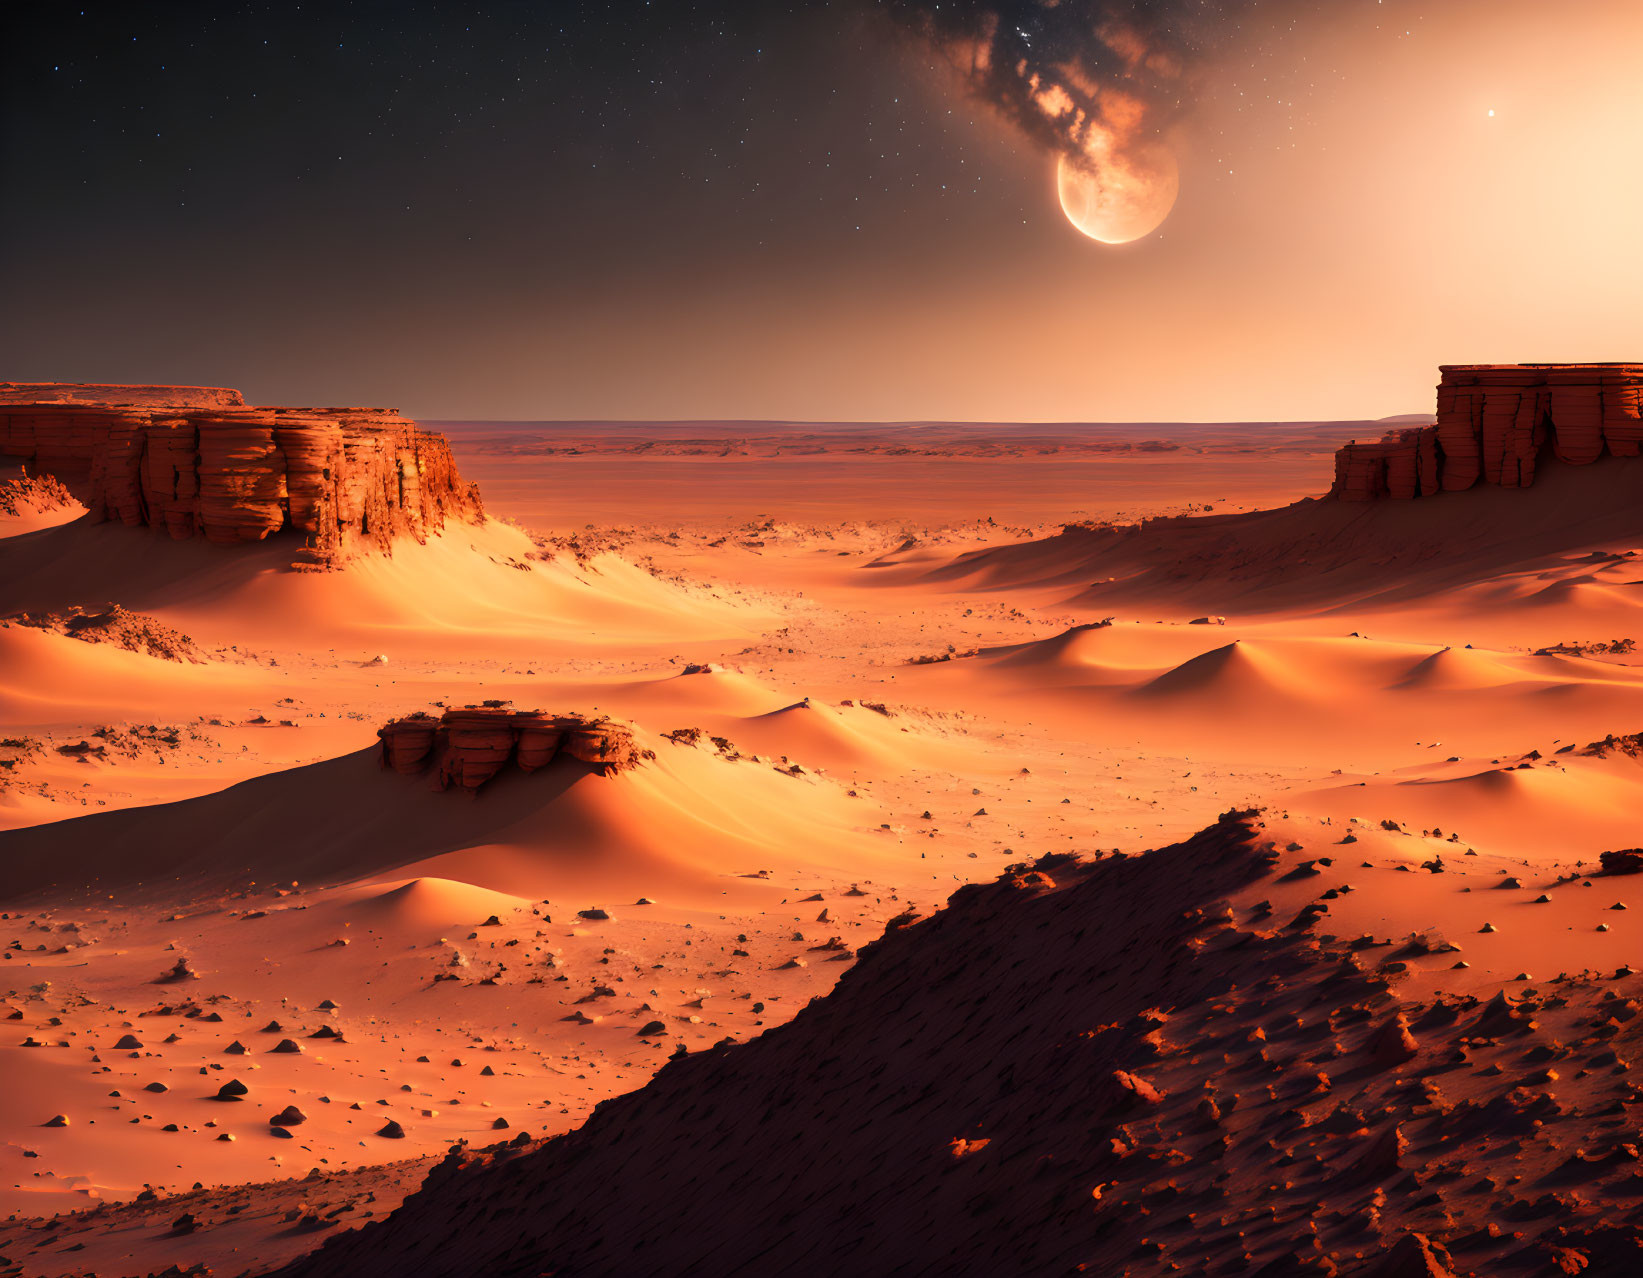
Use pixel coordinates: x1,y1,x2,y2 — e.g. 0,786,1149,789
377,708,649,792
0,469,75,519
1331,363,1643,501
2,604,205,663
0,383,482,563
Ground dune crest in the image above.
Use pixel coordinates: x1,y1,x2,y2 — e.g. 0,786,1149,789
341,877,535,930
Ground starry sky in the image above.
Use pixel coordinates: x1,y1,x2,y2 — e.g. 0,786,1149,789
3,0,1641,422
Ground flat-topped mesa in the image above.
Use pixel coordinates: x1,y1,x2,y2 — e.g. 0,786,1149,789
0,383,246,411
1330,363,1643,501
377,708,650,792
0,382,483,563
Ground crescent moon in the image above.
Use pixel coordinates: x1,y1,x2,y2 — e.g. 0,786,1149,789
1056,145,1180,245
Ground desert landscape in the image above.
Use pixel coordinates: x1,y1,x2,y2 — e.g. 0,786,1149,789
1,367,1641,1276
4,1,1641,1275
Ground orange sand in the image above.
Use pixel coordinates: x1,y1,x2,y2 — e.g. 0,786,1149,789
2,419,1641,1275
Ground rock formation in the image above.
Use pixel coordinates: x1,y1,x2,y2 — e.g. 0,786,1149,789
377,708,649,792
0,469,75,519
0,383,245,411
1331,363,1643,501
0,383,482,564
2,604,205,663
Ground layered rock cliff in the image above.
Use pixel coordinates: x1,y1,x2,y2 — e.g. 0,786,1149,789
1334,361,1643,499
1331,363,1643,501
378,708,649,792
0,383,482,563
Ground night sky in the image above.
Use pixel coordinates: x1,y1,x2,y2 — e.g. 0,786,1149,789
3,1,1640,421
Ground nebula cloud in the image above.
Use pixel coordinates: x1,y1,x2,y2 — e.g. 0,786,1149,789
880,0,1252,174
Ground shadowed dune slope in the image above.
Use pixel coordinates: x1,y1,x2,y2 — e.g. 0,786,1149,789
986,620,1116,668
1295,742,1643,862
0,516,758,650
0,734,880,903
907,454,1643,614
277,809,1643,1278
0,747,588,899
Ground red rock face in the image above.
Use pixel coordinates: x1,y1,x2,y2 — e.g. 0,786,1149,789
0,385,483,564
437,710,524,792
378,715,441,776
376,709,648,792
1332,363,1643,502
1331,425,1441,501
195,412,289,545
1601,367,1643,457
513,715,566,772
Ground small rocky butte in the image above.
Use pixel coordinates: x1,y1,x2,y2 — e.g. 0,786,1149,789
378,708,650,792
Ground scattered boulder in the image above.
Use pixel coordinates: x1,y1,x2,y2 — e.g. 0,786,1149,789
1108,1070,1164,1110
1364,1014,1419,1069
1361,1232,1456,1278
155,956,198,983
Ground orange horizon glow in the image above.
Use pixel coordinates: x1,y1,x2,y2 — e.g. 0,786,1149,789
5,0,1640,425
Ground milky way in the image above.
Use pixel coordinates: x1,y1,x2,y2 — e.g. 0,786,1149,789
879,0,1267,168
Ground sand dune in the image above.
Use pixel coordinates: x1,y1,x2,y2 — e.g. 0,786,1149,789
614,664,792,717
726,699,911,770
895,626,1643,773
337,877,538,931
274,809,1643,1278
1295,744,1643,862
986,619,1115,668
0,716,907,1221
899,452,1643,620
0,727,886,903
1132,639,1311,702
0,624,262,727
1393,646,1563,691
0,518,764,653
